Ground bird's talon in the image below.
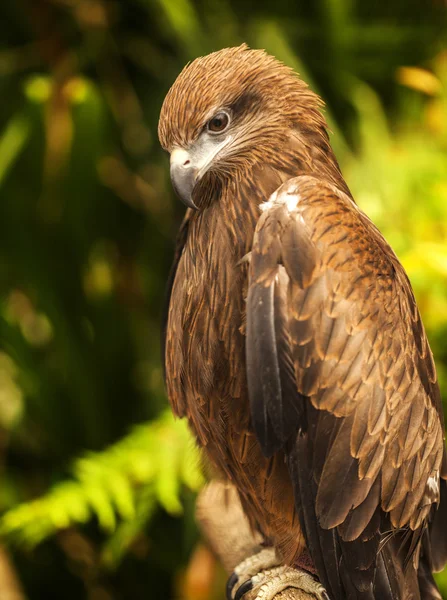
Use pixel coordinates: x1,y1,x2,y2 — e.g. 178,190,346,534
226,571,239,600
227,547,327,599
227,548,279,599
228,563,327,600
234,578,254,600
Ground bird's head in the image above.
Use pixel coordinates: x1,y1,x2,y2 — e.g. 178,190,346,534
158,44,327,210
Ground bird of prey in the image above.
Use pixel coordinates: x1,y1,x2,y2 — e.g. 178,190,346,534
158,45,447,600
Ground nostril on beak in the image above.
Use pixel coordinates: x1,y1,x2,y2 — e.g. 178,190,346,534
183,159,191,167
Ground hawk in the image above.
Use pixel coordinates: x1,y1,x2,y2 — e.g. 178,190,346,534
158,45,447,599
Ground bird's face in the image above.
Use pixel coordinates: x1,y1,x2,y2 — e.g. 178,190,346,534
158,45,325,210
167,108,236,209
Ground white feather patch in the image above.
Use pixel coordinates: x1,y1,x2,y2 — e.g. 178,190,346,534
427,471,440,496
422,470,440,508
260,184,301,214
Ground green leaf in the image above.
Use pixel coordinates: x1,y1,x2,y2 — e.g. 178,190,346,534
0,114,30,187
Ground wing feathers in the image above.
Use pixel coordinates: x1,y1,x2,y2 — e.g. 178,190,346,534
430,476,447,572
246,176,445,597
246,279,283,456
317,415,375,528
337,477,381,542
247,264,303,456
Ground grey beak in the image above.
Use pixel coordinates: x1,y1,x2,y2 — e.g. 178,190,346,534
170,162,198,210
170,148,198,210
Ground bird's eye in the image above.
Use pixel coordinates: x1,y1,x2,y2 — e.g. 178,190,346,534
207,111,230,133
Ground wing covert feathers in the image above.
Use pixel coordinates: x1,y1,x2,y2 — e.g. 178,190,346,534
246,175,446,597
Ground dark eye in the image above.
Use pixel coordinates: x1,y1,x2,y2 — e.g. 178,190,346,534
207,111,230,133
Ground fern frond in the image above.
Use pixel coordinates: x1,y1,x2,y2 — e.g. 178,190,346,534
0,411,204,551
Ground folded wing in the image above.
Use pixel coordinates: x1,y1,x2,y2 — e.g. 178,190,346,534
246,175,446,599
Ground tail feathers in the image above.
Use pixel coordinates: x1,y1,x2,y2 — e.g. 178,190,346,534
429,477,447,573
288,404,445,599
417,555,442,600
289,427,433,599
377,534,421,600
290,431,403,599
289,431,344,599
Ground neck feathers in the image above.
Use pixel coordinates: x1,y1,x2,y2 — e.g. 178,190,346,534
190,128,350,251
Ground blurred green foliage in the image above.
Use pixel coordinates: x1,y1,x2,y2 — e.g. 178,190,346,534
0,0,446,598
0,411,203,559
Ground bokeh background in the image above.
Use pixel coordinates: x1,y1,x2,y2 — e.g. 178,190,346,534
0,0,447,598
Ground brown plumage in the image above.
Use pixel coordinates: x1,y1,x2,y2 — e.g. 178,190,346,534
158,45,447,599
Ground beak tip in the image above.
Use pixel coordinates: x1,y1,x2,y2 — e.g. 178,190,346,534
188,194,199,210
170,161,199,210
171,181,199,211
180,195,199,211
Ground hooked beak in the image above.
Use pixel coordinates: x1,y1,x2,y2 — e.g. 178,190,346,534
170,148,199,210
169,136,232,211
